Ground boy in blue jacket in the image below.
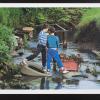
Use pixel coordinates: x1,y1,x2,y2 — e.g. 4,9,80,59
47,26,68,74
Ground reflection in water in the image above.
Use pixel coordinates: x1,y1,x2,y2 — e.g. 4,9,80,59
55,82,62,89
40,72,63,90
40,77,49,89
66,79,79,86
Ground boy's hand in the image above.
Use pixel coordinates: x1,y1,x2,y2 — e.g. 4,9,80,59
46,47,48,51
56,48,58,51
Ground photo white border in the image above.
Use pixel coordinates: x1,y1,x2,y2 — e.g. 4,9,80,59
0,90,100,94
0,3,99,8
0,3,100,94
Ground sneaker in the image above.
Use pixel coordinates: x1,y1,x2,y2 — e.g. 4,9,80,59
47,69,52,76
47,72,52,76
62,70,69,74
59,67,69,74
42,67,47,72
22,58,27,65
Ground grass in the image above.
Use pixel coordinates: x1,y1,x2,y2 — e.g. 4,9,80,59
78,8,100,28
75,8,100,38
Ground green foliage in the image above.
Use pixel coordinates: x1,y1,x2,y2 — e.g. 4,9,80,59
0,8,10,26
78,8,100,28
0,39,10,62
0,8,84,28
0,25,17,62
23,33,29,48
0,8,86,62
0,40,9,53
8,8,22,27
46,8,67,23
35,12,47,24
0,8,22,28
75,8,100,38
46,8,84,26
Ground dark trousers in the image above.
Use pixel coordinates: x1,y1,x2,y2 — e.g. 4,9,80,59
26,44,46,67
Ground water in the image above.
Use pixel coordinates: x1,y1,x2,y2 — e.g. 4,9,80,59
12,41,100,89
13,49,33,65
23,77,100,89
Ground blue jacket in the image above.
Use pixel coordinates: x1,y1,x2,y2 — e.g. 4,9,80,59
47,35,59,48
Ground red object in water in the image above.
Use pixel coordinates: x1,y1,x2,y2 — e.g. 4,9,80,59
63,60,79,71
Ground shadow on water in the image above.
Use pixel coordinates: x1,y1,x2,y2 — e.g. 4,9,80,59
55,83,63,89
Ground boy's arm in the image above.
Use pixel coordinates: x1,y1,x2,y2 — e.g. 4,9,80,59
56,36,60,49
38,32,41,42
46,36,49,49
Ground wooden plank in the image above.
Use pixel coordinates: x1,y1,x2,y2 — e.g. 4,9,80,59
92,50,100,57
55,24,68,31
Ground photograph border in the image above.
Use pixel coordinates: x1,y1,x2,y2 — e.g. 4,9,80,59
0,3,100,94
0,0,100,3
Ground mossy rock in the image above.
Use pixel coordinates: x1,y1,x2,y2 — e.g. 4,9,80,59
0,73,3,79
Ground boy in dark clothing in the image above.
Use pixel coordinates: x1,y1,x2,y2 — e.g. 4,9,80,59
23,24,49,71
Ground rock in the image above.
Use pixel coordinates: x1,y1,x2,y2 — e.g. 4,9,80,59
0,73,3,79
62,79,66,83
20,60,50,77
86,73,97,81
72,74,88,78
0,80,3,84
4,82,9,87
96,66,100,73
96,75,100,81
17,49,24,56
9,81,30,89
11,51,19,57
14,74,22,78
63,72,82,78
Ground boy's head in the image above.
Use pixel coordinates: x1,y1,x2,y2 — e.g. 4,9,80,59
48,26,55,34
42,23,49,32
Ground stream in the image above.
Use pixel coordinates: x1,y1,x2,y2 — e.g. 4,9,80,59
12,40,100,89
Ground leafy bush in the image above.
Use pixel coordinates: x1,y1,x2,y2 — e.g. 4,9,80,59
0,25,17,62
23,33,29,48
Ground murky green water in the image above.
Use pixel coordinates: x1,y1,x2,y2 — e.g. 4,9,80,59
13,41,100,89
